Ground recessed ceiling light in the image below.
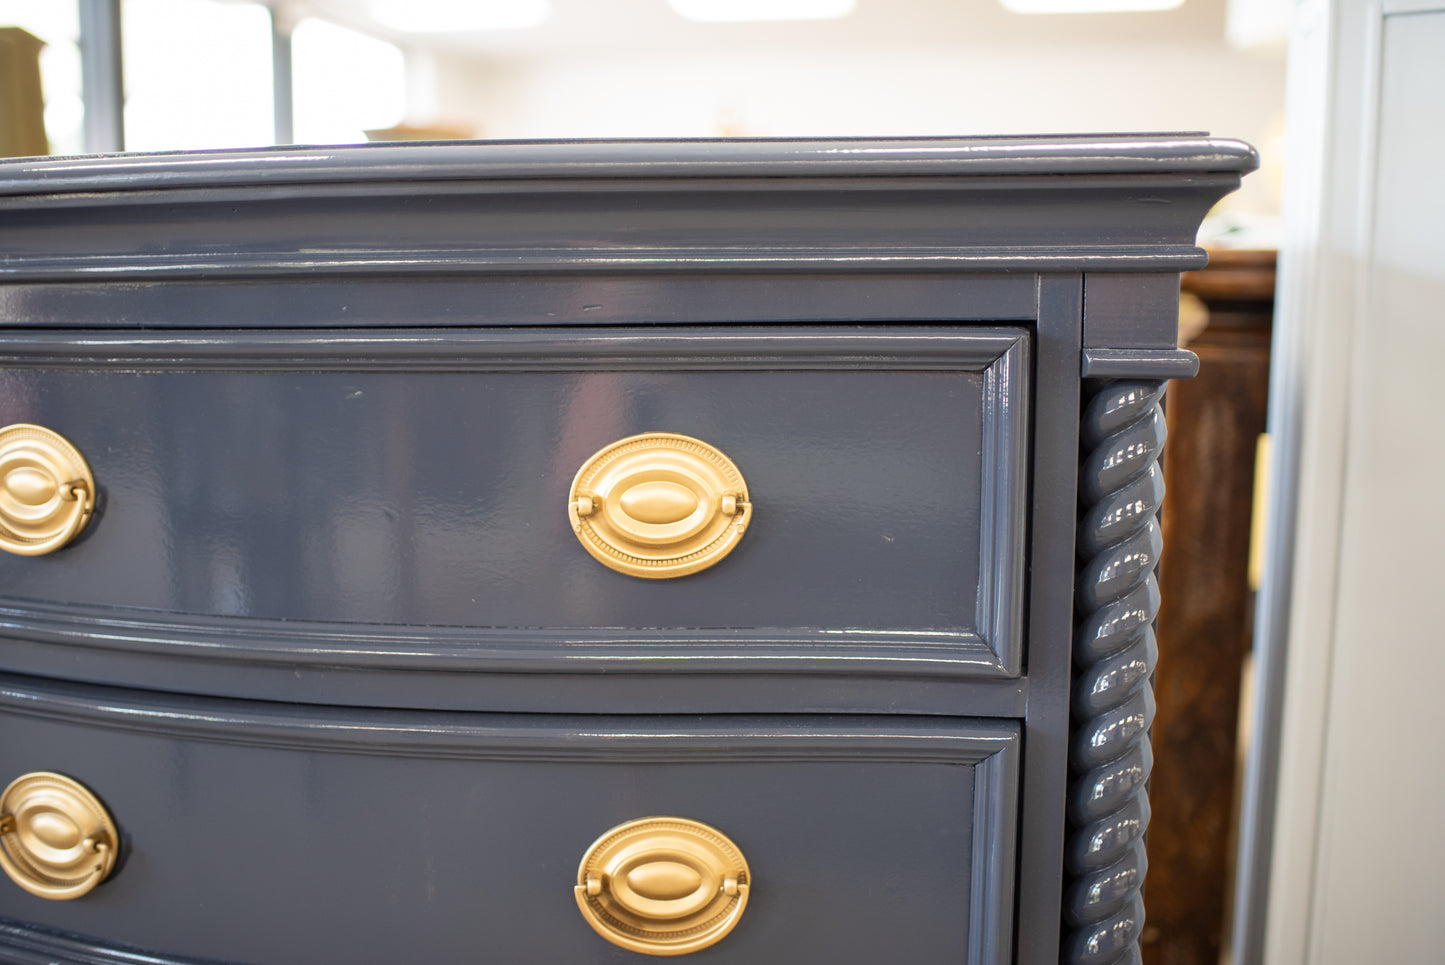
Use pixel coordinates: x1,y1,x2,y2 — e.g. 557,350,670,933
668,0,857,23
366,0,550,33
1001,0,1185,12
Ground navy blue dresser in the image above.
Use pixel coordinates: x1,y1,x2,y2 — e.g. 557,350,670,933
0,136,1255,964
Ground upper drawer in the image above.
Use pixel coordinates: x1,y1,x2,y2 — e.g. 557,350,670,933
0,327,1028,683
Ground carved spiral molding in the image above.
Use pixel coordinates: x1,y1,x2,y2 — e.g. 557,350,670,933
1065,380,1167,965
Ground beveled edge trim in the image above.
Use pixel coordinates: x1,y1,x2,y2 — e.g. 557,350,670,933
0,136,1260,196
0,919,230,965
0,325,1024,371
0,598,1009,678
971,726,1021,965
978,336,1029,677
0,245,1210,280
0,670,1020,764
1081,347,1200,379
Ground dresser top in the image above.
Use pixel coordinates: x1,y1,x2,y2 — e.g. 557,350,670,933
0,133,1256,285
0,133,1256,196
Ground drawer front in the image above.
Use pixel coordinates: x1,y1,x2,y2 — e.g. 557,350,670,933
0,674,1018,965
0,327,1028,681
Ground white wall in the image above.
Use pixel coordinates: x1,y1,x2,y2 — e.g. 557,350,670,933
1248,0,1445,961
416,0,1286,216
1308,11,1445,959
456,46,1283,141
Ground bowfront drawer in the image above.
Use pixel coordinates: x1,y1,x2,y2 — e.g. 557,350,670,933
0,673,1018,965
0,327,1028,688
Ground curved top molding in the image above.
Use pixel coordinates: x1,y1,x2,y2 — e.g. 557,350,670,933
0,135,1258,196
0,135,1257,282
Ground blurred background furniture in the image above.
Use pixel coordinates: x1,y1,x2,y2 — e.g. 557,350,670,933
1147,248,1276,965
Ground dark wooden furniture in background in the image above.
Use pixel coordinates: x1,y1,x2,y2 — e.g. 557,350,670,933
0,27,48,159
1144,249,1277,965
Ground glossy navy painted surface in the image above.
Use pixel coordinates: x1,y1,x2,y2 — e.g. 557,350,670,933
0,135,1259,194
4,366,978,622
0,136,1258,294
0,273,1039,332
0,328,1025,668
0,672,1018,965
0,136,1255,965
1063,381,1169,965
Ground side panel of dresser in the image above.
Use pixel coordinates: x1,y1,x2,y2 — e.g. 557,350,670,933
1057,274,1202,965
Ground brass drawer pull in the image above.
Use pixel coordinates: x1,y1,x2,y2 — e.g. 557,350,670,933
0,772,119,900
0,424,96,556
575,816,751,956
568,433,751,579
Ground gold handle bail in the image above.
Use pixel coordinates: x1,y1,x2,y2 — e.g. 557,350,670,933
0,424,97,556
568,433,751,579
0,772,119,900
575,816,751,956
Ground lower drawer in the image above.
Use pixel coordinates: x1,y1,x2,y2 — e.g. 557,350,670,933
0,674,1017,964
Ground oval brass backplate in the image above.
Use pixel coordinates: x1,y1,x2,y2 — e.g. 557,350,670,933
568,433,751,579
575,816,751,956
0,424,96,556
0,772,119,900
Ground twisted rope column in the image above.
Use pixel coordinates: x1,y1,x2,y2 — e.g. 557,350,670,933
1064,380,1168,965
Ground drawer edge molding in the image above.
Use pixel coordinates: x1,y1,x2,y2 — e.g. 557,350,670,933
0,671,1019,764
1064,380,1168,965
0,245,1213,281
0,918,232,965
0,598,1009,678
0,325,1023,372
